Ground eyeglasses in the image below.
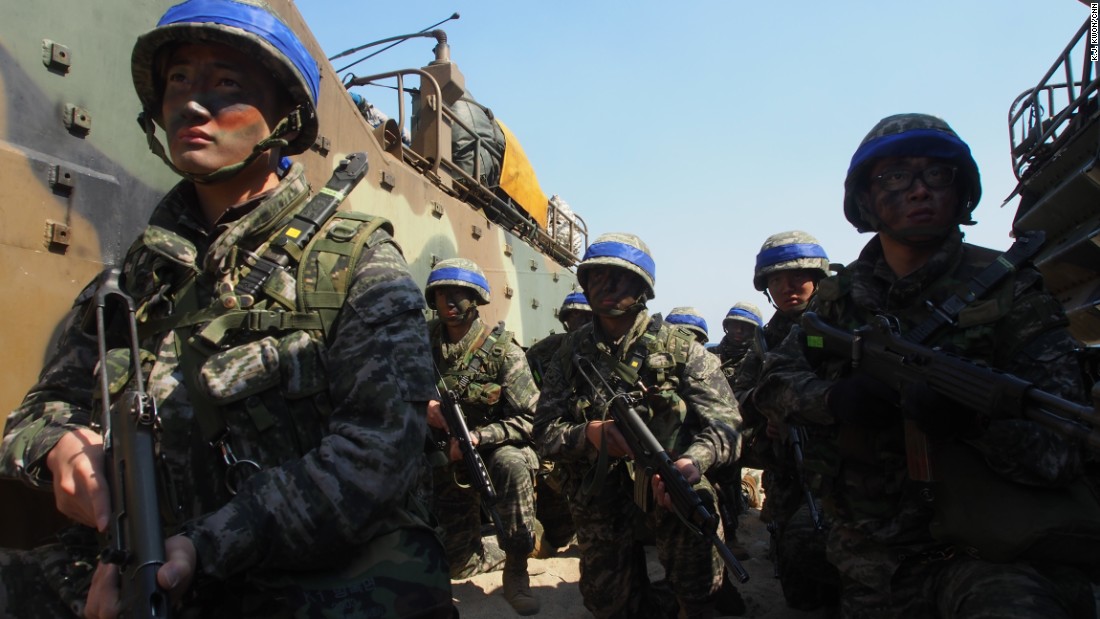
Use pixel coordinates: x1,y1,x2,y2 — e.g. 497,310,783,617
871,164,957,192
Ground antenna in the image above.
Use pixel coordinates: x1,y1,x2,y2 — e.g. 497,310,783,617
330,13,460,74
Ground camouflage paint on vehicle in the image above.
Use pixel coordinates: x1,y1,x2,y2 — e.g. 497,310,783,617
0,0,579,546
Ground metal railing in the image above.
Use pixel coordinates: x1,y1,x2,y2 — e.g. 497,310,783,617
344,70,585,267
1008,18,1099,180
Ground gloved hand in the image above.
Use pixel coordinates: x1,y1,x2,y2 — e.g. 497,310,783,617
900,382,984,439
826,373,899,429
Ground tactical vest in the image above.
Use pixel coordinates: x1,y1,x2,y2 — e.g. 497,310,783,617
114,201,393,517
565,315,696,455
433,320,512,428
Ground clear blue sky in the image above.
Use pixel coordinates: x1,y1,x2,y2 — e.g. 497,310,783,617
296,0,1090,337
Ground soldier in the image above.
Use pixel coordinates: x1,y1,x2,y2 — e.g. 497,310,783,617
712,302,765,381
525,291,592,558
424,258,541,615
527,291,592,386
533,233,741,619
0,1,453,618
665,307,710,344
734,231,839,612
753,113,1097,617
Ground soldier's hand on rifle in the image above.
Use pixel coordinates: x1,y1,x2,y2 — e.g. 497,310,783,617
447,432,479,462
426,400,448,431
585,420,634,459
84,534,196,619
826,373,898,429
46,427,110,532
651,457,701,511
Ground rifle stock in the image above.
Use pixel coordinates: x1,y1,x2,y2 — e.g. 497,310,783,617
572,354,750,584
94,268,171,619
802,312,1100,456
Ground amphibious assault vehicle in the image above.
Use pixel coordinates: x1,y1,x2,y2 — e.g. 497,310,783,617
0,0,583,546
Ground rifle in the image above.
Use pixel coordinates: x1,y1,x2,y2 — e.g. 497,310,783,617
787,425,824,531
434,369,507,538
93,268,172,619
572,354,751,584
802,312,1100,463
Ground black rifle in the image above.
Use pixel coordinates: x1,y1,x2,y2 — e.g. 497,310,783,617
235,152,369,302
788,425,824,531
435,371,506,538
572,354,751,584
94,269,172,619
802,312,1100,460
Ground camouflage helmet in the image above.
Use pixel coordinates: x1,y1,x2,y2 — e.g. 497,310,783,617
753,231,830,291
425,258,491,308
844,113,981,233
723,301,764,331
559,291,591,317
577,233,656,299
666,306,709,344
131,0,320,155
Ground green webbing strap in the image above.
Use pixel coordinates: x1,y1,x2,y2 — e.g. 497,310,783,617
905,230,1045,345
452,321,506,393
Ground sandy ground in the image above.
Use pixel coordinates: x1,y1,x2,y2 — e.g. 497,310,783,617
451,507,828,619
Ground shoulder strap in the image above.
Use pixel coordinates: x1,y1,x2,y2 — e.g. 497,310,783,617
453,321,506,392
906,230,1045,345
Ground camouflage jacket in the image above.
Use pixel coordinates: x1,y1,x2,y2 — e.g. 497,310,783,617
526,331,570,388
731,311,799,471
533,311,741,478
710,334,752,387
1,164,439,582
430,317,538,448
753,231,1085,592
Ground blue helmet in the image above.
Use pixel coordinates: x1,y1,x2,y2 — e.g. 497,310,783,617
844,113,980,233
666,306,709,344
425,258,491,308
577,232,656,299
753,231,830,291
723,302,763,330
132,0,320,155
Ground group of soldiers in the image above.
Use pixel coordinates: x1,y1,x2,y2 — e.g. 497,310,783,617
0,1,1098,619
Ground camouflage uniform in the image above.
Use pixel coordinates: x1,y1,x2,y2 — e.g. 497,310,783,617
430,317,540,576
0,2,451,617
534,310,742,619
753,114,1096,618
0,167,452,618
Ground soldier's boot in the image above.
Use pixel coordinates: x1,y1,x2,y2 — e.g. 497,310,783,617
450,540,506,579
502,553,540,615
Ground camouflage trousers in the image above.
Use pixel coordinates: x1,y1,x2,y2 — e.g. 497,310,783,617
432,443,538,576
535,461,576,550
774,502,839,612
0,525,455,619
565,464,724,619
839,552,1096,618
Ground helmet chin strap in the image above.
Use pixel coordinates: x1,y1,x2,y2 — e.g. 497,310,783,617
138,107,304,185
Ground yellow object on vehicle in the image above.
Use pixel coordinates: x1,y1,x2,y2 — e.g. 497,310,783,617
496,120,548,229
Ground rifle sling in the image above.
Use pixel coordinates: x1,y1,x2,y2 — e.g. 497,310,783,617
905,230,1044,345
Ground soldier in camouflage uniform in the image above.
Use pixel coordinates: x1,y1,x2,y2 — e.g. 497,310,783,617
0,2,454,618
533,233,742,619
665,307,710,345
525,291,591,558
753,113,1097,617
733,231,840,612
712,302,764,382
423,258,541,615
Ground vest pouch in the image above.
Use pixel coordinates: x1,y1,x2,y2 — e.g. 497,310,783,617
198,336,280,403
465,382,502,406
929,441,1100,565
276,330,326,398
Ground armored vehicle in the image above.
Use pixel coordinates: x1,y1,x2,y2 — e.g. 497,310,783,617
0,0,582,546
1008,10,1100,344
